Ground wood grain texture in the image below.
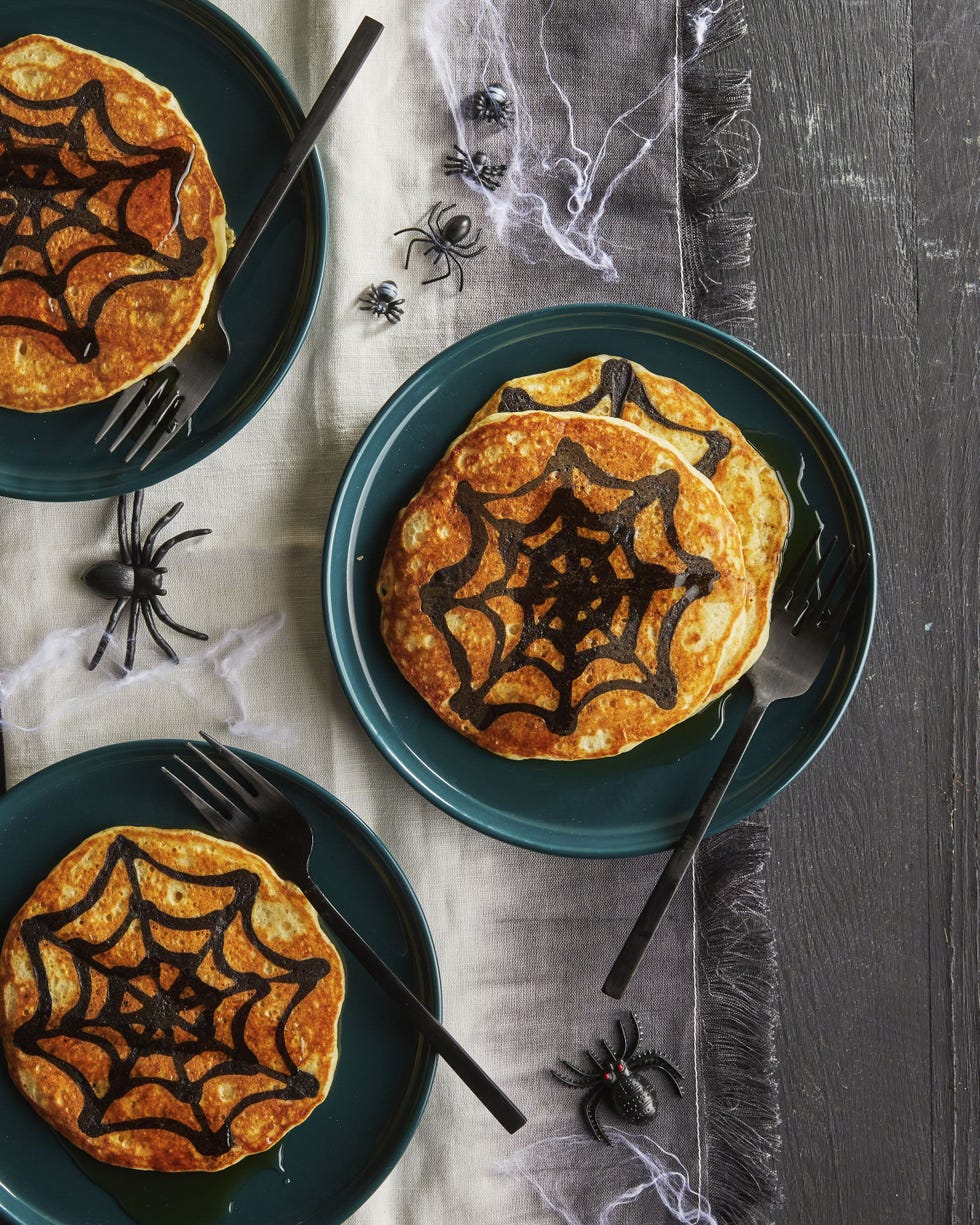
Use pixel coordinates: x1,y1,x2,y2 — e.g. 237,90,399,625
914,0,979,1219
747,0,977,1219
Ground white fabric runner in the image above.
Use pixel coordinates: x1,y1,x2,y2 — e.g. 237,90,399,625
0,2,738,1220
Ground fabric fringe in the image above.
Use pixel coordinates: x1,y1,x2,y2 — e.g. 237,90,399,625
695,816,782,1224
679,0,759,336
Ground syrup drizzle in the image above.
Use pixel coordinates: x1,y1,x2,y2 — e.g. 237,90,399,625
0,79,205,362
14,836,331,1157
498,356,732,478
421,437,718,735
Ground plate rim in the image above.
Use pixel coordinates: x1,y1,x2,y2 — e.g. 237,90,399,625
322,302,878,858
0,0,328,502
0,738,441,1225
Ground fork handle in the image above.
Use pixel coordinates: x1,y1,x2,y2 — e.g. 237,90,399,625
214,16,384,299
602,695,770,999
302,879,527,1133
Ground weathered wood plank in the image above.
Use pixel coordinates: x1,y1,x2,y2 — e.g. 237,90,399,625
914,0,979,1219
745,0,945,1219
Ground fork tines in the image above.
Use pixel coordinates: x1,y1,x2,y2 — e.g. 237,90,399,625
776,529,870,635
94,366,191,469
162,732,268,838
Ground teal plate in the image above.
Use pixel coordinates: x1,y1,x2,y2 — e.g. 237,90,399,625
323,304,877,858
0,741,439,1225
0,0,327,501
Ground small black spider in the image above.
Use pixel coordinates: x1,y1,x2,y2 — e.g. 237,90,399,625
552,1012,684,1145
359,280,404,323
472,83,511,127
394,202,485,293
443,143,507,192
84,491,210,672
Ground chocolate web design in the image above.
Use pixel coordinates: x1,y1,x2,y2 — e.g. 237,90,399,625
421,438,719,735
498,357,732,478
15,836,330,1157
0,79,205,361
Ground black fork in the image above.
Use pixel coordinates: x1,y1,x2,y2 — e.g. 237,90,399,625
163,733,526,1134
603,531,871,998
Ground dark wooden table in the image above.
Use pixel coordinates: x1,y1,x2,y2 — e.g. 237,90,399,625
749,0,977,1219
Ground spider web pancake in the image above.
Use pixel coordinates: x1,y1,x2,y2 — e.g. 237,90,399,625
0,826,344,1171
0,35,228,412
378,411,748,760
470,355,790,699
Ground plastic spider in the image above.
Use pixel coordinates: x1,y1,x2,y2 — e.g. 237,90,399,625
83,491,210,672
359,280,404,323
472,83,511,127
552,1012,684,1144
394,202,485,293
443,144,507,192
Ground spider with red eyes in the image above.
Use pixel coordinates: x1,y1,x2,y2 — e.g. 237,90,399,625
552,1012,684,1144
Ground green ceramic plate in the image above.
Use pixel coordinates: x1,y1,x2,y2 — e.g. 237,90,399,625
0,0,327,501
0,741,439,1225
323,304,877,857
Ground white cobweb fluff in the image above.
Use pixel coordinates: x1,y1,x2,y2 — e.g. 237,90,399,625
0,611,292,743
501,1129,717,1224
422,0,717,282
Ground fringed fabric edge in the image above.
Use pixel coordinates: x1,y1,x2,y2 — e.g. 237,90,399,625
679,0,759,337
695,815,782,1224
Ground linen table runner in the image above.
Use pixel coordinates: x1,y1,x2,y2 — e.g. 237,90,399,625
0,0,779,1220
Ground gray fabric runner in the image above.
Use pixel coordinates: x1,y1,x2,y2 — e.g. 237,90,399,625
0,0,778,1221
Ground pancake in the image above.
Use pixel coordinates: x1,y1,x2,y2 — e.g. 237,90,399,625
0,35,228,411
470,355,790,697
378,410,749,760
0,826,344,1172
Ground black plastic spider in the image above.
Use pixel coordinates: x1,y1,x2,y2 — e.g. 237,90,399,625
443,143,507,192
552,1012,684,1144
394,202,485,293
472,83,511,127
359,280,404,323
83,491,210,672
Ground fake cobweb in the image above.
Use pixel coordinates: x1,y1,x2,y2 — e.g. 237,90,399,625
422,0,683,281
502,1129,717,1224
0,611,291,743
15,834,330,1156
0,78,204,360
420,437,717,733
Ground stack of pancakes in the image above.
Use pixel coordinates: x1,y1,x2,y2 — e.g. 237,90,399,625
0,827,344,1171
0,35,228,411
378,355,790,760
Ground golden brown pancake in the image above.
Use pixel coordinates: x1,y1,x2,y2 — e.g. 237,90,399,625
0,826,344,1171
471,355,790,697
0,35,228,411
378,410,749,760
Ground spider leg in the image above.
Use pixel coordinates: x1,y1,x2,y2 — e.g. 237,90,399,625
124,598,142,672
616,1018,629,1062
455,227,484,250
434,201,455,228
149,527,211,567
420,257,453,286
88,598,127,670
453,253,464,293
149,595,207,641
399,234,429,269
633,1049,685,1097
625,1011,642,1060
600,1038,618,1066
554,1058,600,1084
583,1084,610,1145
130,489,143,563
143,602,178,663
116,496,131,564
585,1049,605,1073
143,503,184,561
